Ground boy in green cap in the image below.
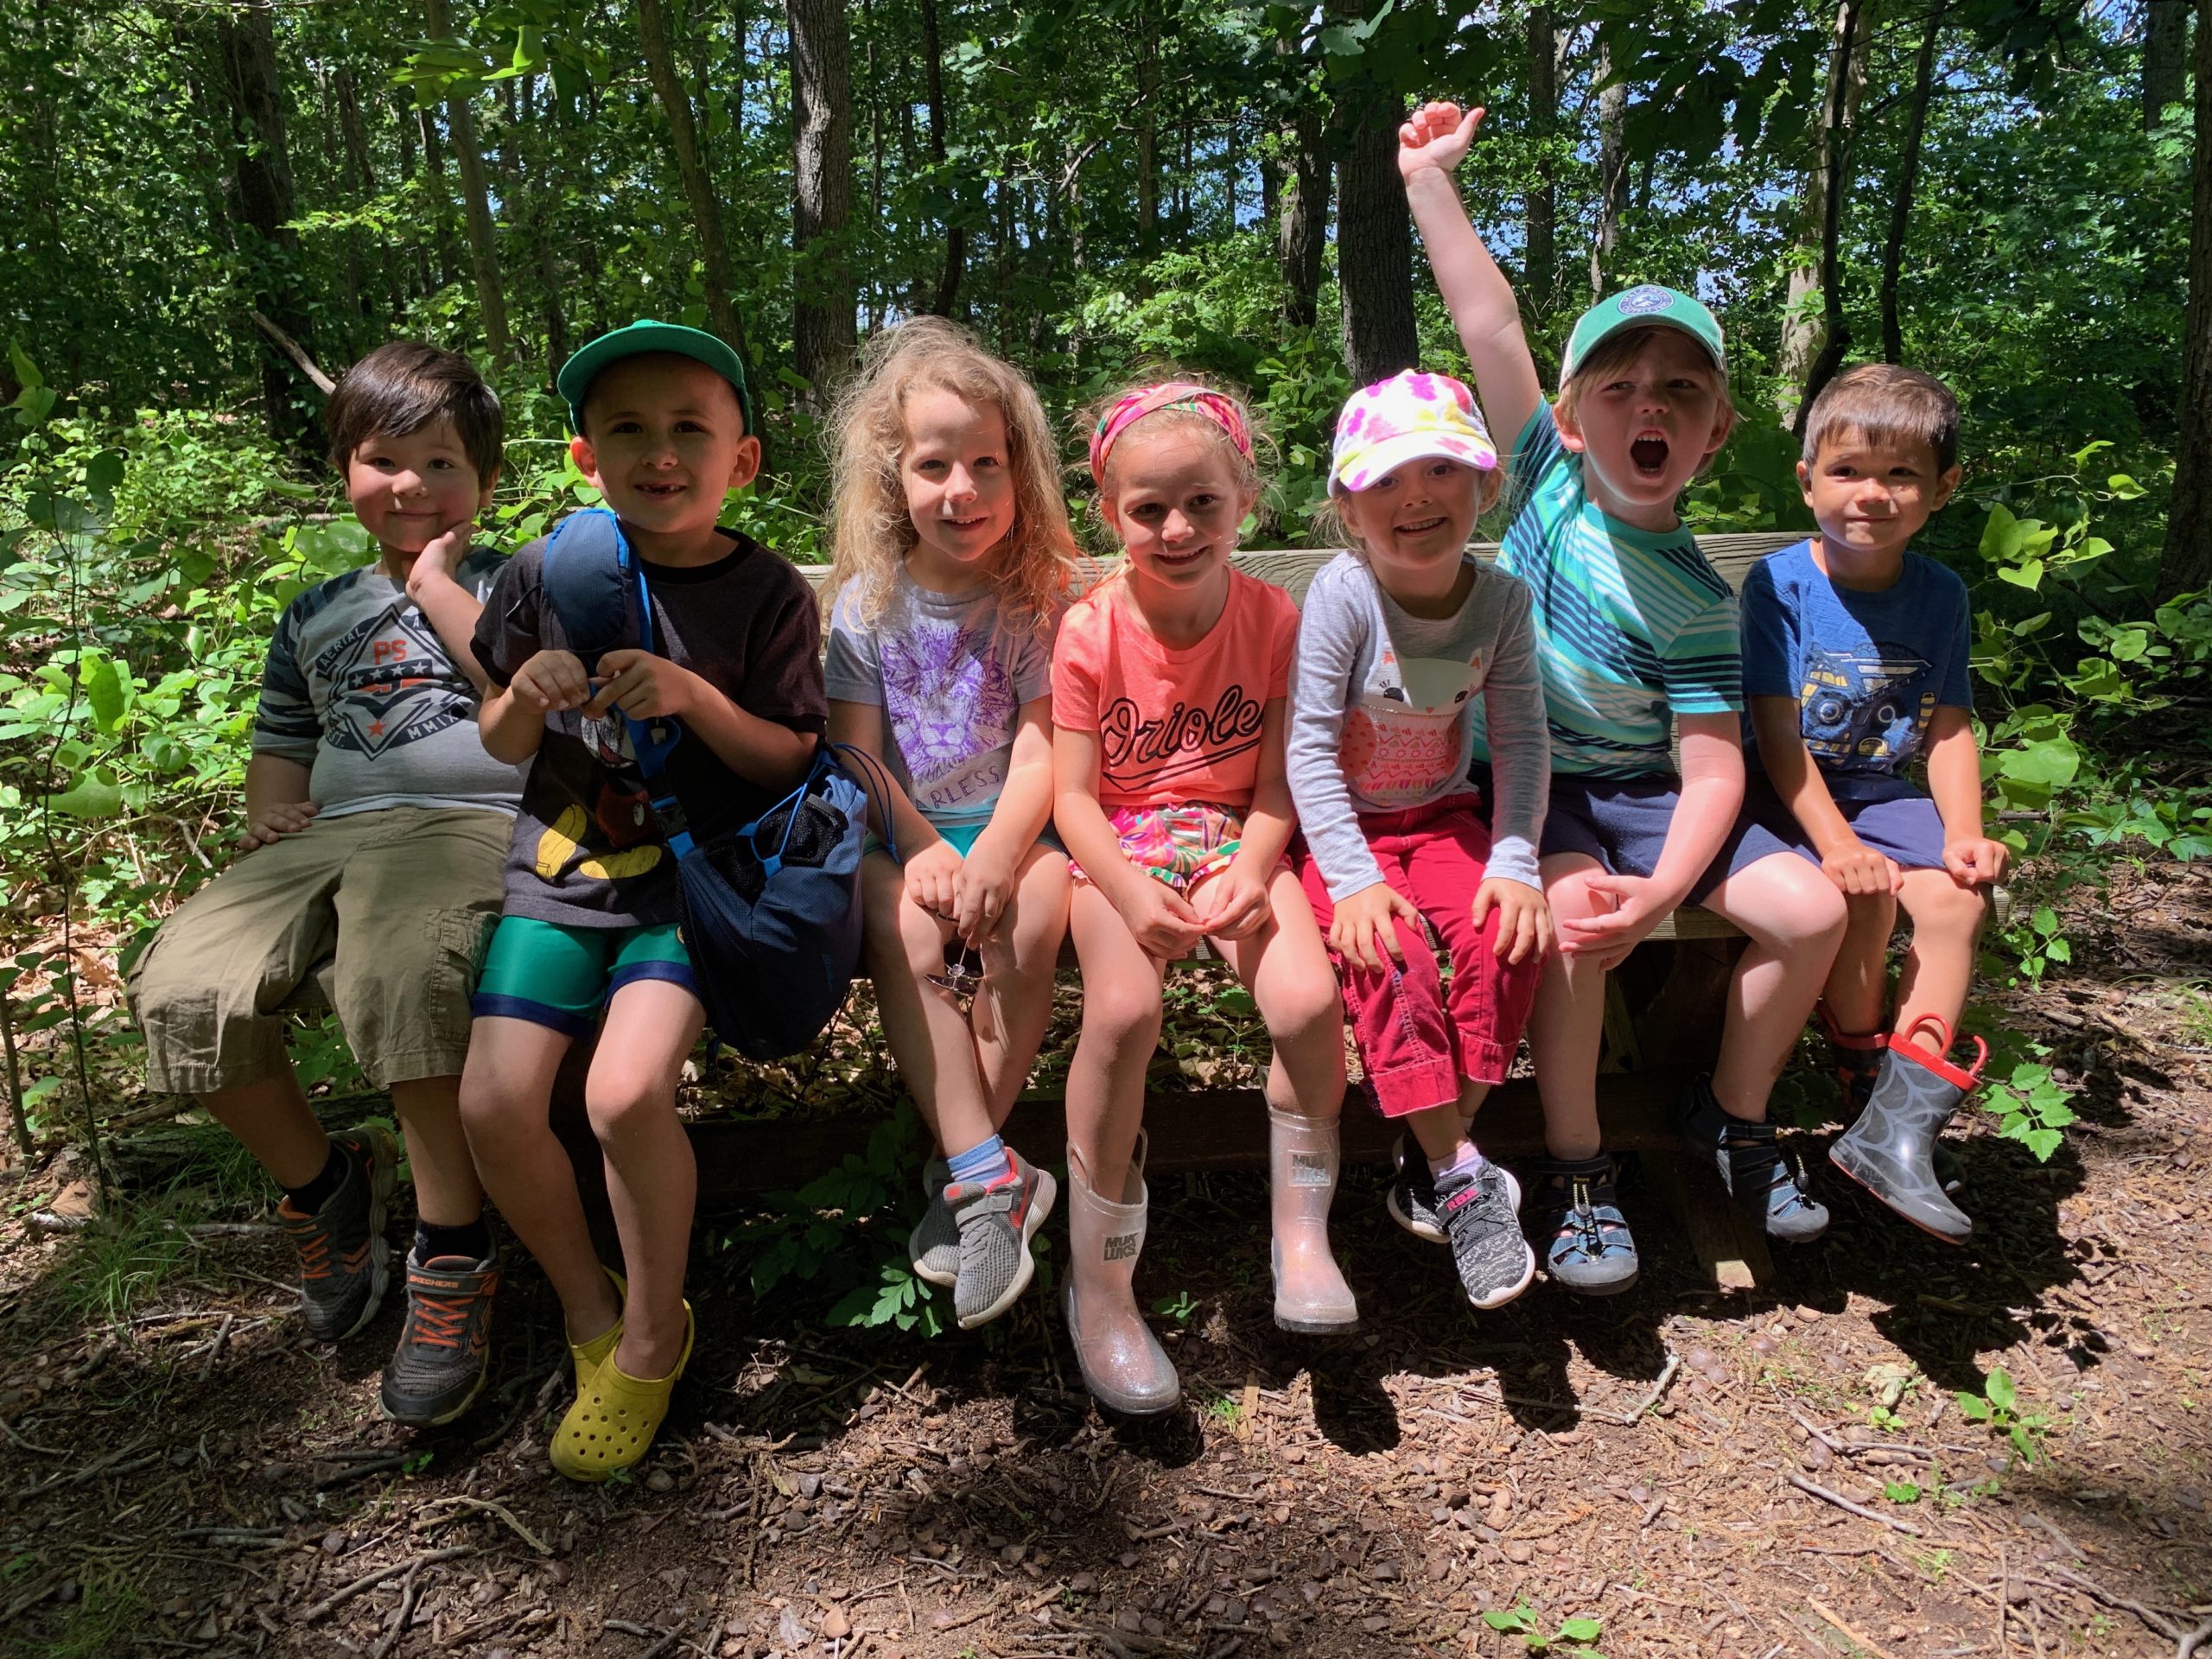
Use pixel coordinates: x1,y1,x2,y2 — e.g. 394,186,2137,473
1399,102,1848,1290
458,321,826,1479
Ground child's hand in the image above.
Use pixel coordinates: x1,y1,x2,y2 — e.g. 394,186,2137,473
951,839,1017,945
1821,838,1904,898
1329,881,1419,974
406,521,474,592
587,650,698,720
1557,872,1670,971
1397,100,1484,181
238,799,319,852
1116,875,1206,960
511,649,594,711
1942,836,2012,887
1191,863,1272,943
1472,877,1553,966
903,837,965,921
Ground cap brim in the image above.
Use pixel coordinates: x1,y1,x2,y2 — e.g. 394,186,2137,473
1333,428,1499,493
557,324,752,434
1563,314,1727,385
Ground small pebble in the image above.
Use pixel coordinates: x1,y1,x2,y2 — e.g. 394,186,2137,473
321,1532,347,1554
820,1608,849,1639
645,1469,675,1493
1504,1541,1534,1564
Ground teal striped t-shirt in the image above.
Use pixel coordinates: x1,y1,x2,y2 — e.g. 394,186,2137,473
1468,406,1741,779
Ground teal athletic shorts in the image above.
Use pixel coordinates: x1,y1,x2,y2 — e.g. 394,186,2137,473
864,821,1065,859
470,915,698,1039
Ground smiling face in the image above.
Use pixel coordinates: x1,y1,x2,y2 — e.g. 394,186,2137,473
1335,457,1491,601
1099,423,1257,603
899,388,1016,590
1798,426,1961,577
344,417,496,569
1556,329,1732,532
572,353,761,561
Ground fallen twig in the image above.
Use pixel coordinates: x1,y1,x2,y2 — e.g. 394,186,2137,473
1592,1351,1681,1426
194,1312,235,1382
368,1560,426,1659
0,1415,67,1457
1808,1598,1898,1659
1784,1472,1923,1536
296,1547,471,1624
21,1446,161,1497
2032,1565,2185,1643
420,1495,551,1555
2177,1613,2212,1659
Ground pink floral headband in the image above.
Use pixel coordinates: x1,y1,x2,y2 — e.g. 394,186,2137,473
1087,382,1254,490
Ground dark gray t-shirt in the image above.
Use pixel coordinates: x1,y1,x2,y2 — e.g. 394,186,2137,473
471,526,828,928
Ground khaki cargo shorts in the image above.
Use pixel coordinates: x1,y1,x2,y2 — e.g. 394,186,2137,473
127,806,511,1093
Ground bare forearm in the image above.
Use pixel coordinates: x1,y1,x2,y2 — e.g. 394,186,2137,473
1649,725,1745,902
975,760,1054,861
245,753,313,820
1923,720,1985,841
1402,166,1543,441
1230,777,1295,874
1751,698,1857,857
478,686,549,765
407,567,491,695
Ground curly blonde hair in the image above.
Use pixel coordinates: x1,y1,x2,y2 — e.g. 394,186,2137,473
1077,368,1271,556
826,317,1080,636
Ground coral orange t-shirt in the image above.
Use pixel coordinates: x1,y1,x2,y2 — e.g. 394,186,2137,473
1051,569,1299,811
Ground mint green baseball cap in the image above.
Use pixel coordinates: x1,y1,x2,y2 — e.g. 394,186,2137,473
1561,284,1727,385
557,320,753,435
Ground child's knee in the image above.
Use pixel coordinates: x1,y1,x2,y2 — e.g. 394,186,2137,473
583,1074,675,1142
1743,857,1849,945
1267,963,1346,1045
459,1067,534,1144
1905,874,1989,940
1084,975,1163,1049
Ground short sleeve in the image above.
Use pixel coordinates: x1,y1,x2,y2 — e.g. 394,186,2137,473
1659,588,1745,715
471,547,547,690
1051,600,1104,731
1503,404,1567,523
1937,575,1974,709
1738,556,1799,702
823,582,886,706
741,567,829,733
1008,604,1061,706
251,600,321,762
1262,584,1299,702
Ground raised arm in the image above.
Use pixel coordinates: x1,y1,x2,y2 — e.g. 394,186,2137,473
1399,101,1546,450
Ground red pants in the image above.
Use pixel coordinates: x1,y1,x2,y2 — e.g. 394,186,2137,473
1293,798,1542,1118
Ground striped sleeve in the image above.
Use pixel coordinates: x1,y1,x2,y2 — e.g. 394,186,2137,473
250,596,321,761
1658,584,1745,715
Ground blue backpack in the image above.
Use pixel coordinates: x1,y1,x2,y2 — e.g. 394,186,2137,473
538,508,893,1060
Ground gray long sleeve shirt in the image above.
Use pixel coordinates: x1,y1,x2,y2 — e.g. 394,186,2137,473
1287,552,1549,900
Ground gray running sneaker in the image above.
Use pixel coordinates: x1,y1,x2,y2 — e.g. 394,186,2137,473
948,1148,1058,1330
379,1244,501,1427
909,1158,958,1287
277,1125,398,1343
1434,1160,1535,1310
1385,1135,1447,1244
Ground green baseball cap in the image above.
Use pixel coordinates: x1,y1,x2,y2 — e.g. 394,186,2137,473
556,320,754,435
1561,284,1727,385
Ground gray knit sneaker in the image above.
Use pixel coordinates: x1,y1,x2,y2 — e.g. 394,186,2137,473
948,1148,1057,1330
276,1125,398,1343
1435,1160,1535,1310
909,1159,957,1287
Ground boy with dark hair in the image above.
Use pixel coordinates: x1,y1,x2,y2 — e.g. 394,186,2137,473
1738,363,2007,1243
458,321,826,1482
129,340,519,1426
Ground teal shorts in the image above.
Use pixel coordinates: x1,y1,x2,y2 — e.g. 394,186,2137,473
864,822,1065,860
470,915,697,1039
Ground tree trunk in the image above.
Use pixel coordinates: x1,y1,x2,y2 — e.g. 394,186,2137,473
412,103,460,291
1336,106,1418,386
1278,93,1326,328
788,0,855,402
1525,3,1557,317
636,0,754,367
2158,0,2212,601
1779,0,1877,423
2147,0,2190,128
1589,41,1628,298
918,0,964,315
423,0,510,366
213,0,316,445
1879,0,1944,365
1135,27,1160,257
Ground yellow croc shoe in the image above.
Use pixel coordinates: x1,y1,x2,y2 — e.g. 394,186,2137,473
566,1267,628,1393
550,1298,693,1483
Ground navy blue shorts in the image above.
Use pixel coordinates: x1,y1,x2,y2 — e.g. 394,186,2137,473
1732,777,1949,873
1538,774,1799,903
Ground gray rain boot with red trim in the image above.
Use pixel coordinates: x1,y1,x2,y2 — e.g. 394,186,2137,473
1829,1017,1985,1245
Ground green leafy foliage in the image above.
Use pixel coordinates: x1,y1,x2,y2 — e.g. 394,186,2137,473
1955,1368,2052,1465
1481,1600,1605,1657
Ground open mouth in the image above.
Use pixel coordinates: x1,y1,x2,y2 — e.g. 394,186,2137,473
634,480,688,500
1630,435,1670,478
943,514,992,532
1154,545,1210,569
1397,515,1448,536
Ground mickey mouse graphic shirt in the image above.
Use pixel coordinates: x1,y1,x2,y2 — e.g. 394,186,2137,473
253,547,523,818
1738,539,1973,801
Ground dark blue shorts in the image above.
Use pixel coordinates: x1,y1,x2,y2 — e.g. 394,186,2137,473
1538,774,1798,903
1732,777,1949,873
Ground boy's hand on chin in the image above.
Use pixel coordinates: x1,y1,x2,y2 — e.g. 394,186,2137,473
587,650,698,720
1397,100,1484,180
405,523,474,593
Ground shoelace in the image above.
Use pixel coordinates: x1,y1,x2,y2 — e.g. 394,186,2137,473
1721,1128,1816,1214
1555,1176,1629,1262
404,1281,478,1349
284,1216,334,1281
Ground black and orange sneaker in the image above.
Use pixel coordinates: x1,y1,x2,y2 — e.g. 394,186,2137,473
379,1243,501,1426
276,1125,398,1343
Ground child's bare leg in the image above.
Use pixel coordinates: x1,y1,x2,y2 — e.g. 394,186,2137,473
587,982,702,1378
386,1076,483,1228
1408,1080,1491,1166
1527,855,1611,1159
201,1071,334,1189
459,1019,618,1344
975,847,1072,1122
860,851,994,1159
1063,883,1165,1198
1699,852,1848,1121
1891,869,1989,1054
1823,890,1900,1037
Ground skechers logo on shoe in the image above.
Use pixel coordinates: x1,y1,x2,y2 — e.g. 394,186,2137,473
1289,1152,1331,1188
1103,1231,1141,1262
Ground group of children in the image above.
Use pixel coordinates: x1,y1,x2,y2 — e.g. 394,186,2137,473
127,102,2008,1480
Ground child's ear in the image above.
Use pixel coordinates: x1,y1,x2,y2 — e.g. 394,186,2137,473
569,435,601,487
1931,463,1963,512
1554,408,1587,455
1796,458,1815,508
1700,403,1736,465
726,434,764,493
476,464,501,512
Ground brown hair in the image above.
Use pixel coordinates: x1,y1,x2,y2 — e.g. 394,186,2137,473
1076,369,1268,553
324,340,503,482
1801,363,1961,474
1554,324,1735,438
826,317,1080,637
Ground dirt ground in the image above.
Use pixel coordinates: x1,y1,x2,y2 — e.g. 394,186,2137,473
2,858,2208,1659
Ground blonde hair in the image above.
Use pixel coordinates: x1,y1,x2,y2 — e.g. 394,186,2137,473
1554,324,1737,440
1076,368,1269,556
826,317,1080,636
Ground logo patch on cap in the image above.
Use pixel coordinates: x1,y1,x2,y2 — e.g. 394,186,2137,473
1618,285,1676,315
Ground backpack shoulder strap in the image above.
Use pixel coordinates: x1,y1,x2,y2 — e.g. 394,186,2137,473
537,507,684,786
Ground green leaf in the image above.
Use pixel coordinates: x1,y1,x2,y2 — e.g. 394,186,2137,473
13,385,56,427
1558,1618,1604,1640
2107,473,2145,499
1997,559,2044,589
1985,1369,2016,1411
1999,736,2079,788
1884,1481,1923,1503
84,449,124,505
44,777,123,818
80,651,127,734
8,340,41,391
1979,503,2024,563
1957,1392,1993,1421
2021,1127,2063,1161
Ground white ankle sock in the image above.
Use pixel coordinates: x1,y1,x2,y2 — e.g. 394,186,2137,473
1428,1142,1485,1181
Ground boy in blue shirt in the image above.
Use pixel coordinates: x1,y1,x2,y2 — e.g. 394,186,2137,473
1738,364,2009,1243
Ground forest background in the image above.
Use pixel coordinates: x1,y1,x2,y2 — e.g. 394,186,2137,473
0,0,2207,1173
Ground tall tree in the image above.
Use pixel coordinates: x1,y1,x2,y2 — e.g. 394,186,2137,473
1880,0,1947,364
917,0,963,314
2147,0,2190,127
1336,103,1418,385
1524,4,1557,317
788,0,855,400
636,0,753,365
1778,0,1877,422
1278,99,1327,327
1589,41,1626,297
2159,0,2210,601
423,0,509,365
1135,27,1160,257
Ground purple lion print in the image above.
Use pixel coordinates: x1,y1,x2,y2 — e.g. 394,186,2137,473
880,614,1016,786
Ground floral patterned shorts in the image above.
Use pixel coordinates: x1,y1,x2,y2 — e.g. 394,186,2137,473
1071,802,1247,894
